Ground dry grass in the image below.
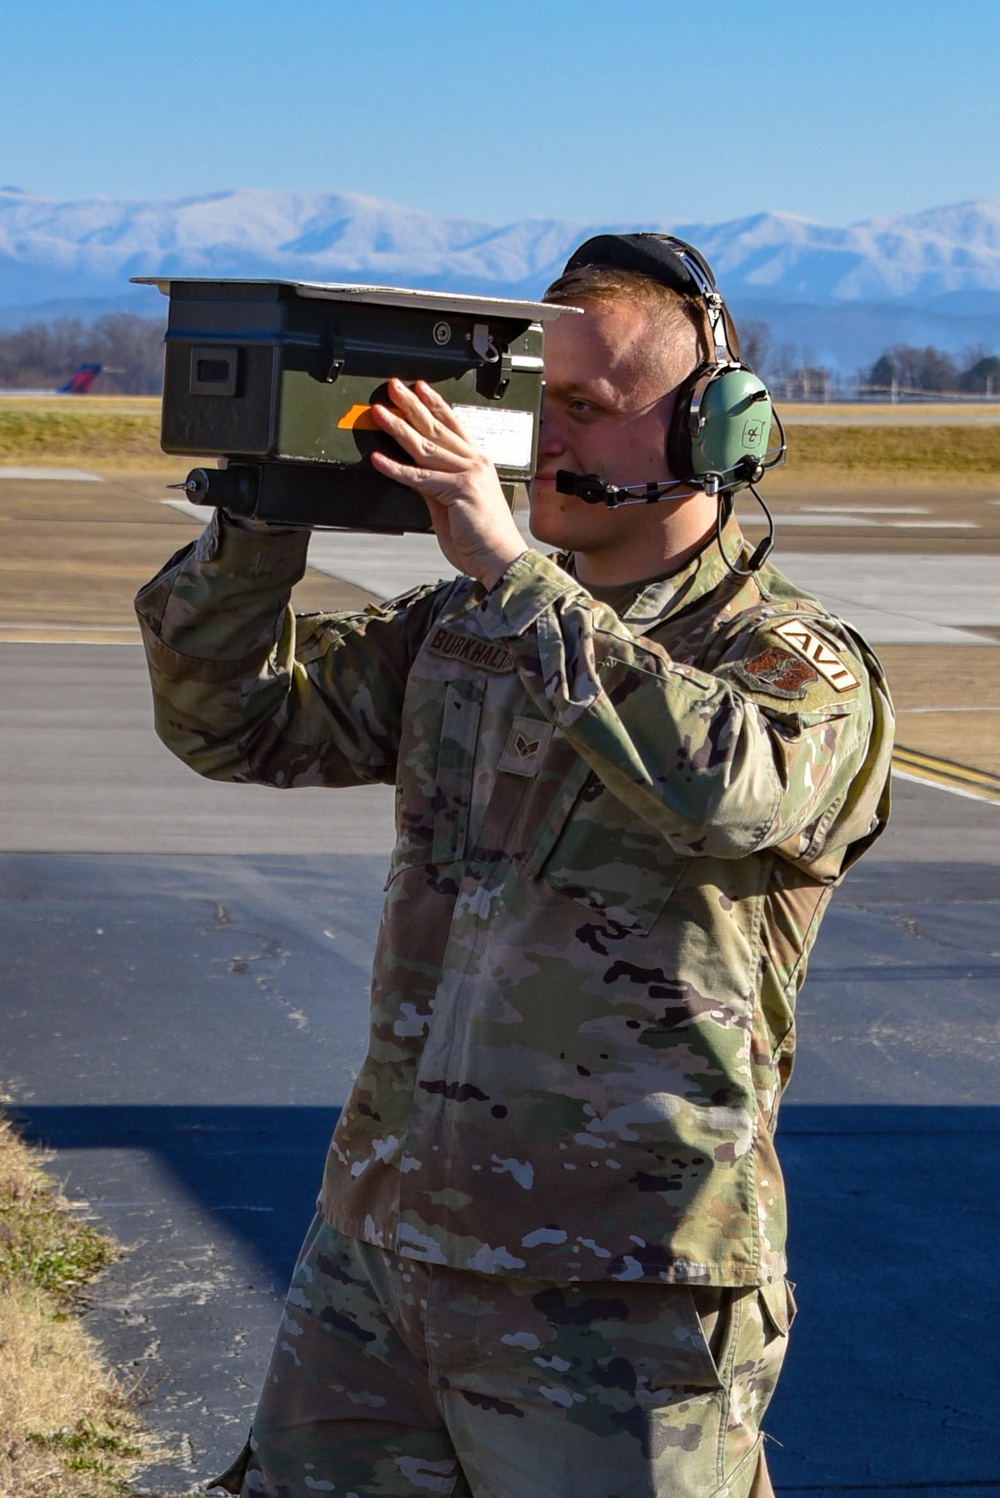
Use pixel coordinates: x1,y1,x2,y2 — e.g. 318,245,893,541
0,1115,154,1498
0,407,164,469
783,424,1000,474
0,400,998,477
788,401,1000,424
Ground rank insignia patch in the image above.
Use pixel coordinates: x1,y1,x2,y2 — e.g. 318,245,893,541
737,645,818,699
773,619,860,692
498,715,553,777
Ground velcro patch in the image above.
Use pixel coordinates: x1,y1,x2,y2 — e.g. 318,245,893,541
426,625,514,674
498,715,553,777
773,619,860,692
736,645,818,700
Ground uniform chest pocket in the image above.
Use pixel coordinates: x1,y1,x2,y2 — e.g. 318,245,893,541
431,678,484,865
523,761,690,937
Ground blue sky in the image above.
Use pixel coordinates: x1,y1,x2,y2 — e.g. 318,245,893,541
2,0,997,228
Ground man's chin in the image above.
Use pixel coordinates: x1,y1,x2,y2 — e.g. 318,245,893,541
528,483,573,546
526,508,568,550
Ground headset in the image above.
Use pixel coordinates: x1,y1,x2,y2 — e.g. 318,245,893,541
551,232,786,574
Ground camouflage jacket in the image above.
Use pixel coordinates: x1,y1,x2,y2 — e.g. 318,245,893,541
136,514,893,1285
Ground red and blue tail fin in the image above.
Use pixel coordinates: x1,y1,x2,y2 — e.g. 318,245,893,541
57,363,102,394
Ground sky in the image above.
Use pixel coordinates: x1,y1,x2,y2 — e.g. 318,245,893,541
1,0,997,229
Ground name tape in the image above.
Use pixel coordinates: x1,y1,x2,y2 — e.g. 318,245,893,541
427,626,514,674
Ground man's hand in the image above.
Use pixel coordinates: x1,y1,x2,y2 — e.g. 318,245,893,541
370,379,527,589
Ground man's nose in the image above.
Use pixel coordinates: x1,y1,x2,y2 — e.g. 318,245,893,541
536,408,567,456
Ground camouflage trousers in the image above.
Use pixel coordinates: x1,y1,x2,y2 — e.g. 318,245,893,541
213,1215,793,1498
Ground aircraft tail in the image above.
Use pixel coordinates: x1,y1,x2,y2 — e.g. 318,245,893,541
57,363,102,394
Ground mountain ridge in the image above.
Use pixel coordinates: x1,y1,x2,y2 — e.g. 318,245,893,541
2,189,999,371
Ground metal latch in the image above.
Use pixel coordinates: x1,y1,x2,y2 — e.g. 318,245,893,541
322,333,346,383
472,323,499,363
472,324,511,399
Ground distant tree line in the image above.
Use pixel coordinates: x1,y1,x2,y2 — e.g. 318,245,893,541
2,310,998,403
865,346,1000,396
739,319,1000,400
0,315,165,394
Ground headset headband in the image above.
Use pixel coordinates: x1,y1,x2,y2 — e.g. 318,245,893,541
562,233,715,298
560,233,733,363
555,233,784,574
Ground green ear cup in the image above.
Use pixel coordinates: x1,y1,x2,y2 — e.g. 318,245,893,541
689,367,774,489
668,364,775,492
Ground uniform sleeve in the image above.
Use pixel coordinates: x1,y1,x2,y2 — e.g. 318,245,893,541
134,512,450,789
479,550,893,864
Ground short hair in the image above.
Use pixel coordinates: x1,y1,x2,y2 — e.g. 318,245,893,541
542,263,740,372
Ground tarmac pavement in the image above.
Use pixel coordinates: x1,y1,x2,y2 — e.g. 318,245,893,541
1,641,998,1496
1,467,999,1495
164,497,1000,646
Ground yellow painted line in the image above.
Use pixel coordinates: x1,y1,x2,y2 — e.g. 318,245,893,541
892,745,1000,804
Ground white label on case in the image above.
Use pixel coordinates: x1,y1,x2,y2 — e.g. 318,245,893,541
453,405,535,470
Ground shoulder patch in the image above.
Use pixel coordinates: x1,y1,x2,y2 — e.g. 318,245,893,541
773,618,859,692
735,645,818,700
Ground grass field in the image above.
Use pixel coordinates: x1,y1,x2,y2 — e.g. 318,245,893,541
783,423,1000,473
0,400,165,469
0,1116,154,1498
2,396,999,477
785,401,1000,424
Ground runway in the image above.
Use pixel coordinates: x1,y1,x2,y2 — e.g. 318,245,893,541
164,490,1000,781
1,637,998,1496
0,468,998,1495
162,496,1000,646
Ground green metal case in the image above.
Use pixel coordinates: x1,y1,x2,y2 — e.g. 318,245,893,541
133,277,571,532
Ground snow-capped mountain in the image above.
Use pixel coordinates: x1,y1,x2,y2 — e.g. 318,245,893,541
2,188,999,371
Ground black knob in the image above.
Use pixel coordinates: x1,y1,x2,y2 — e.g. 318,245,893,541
183,465,259,516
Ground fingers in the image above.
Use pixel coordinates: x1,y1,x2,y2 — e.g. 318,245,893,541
369,379,498,517
369,447,441,491
410,380,473,440
371,379,476,464
378,379,435,435
370,416,469,479
387,378,464,434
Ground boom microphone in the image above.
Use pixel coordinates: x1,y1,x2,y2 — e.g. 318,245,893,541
553,455,768,509
553,465,777,576
555,470,695,508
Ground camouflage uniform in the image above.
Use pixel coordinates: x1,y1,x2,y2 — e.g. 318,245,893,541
212,1213,793,1498
136,513,892,1495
